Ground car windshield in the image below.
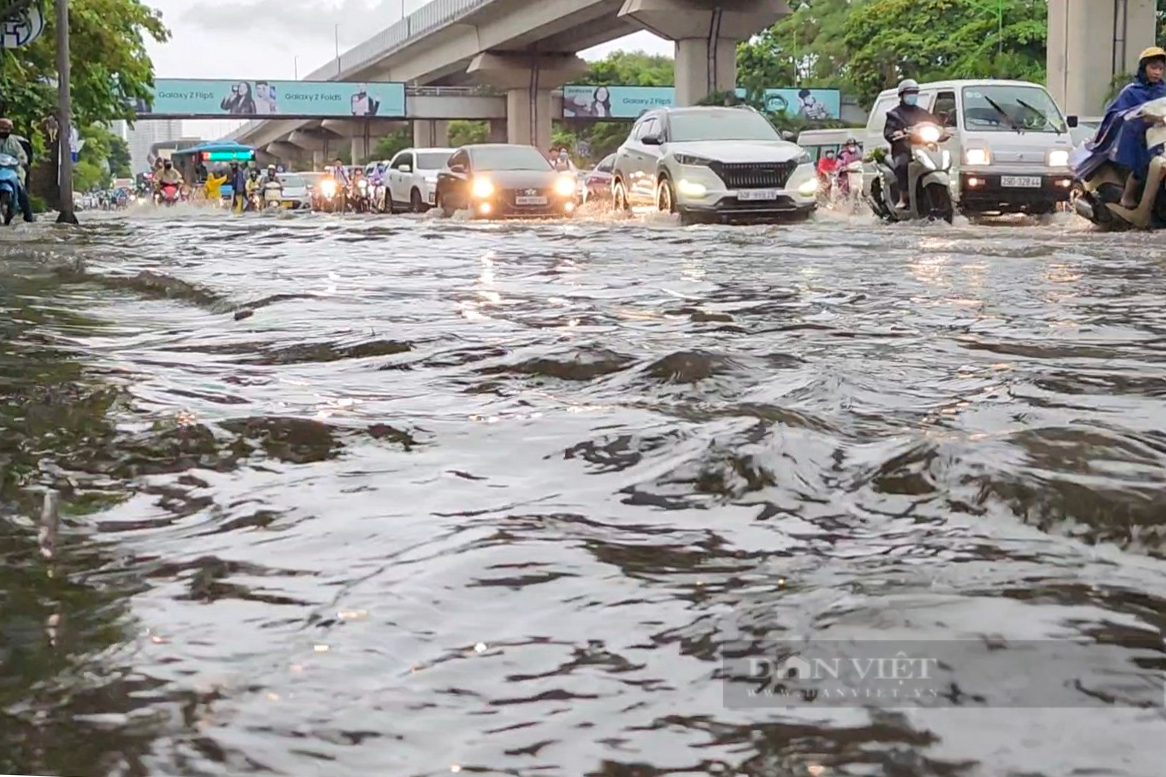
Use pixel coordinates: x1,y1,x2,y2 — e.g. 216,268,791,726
668,110,781,142
961,85,1068,133
279,174,306,187
471,146,552,171
416,152,451,169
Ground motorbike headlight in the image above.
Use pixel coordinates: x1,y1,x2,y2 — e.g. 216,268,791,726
358,180,368,190
321,180,337,196
673,154,714,167
471,177,494,198
916,125,941,144
964,148,991,165
1047,149,1069,167
553,175,576,197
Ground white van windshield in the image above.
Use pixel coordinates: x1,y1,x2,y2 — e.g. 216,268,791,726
961,85,1068,134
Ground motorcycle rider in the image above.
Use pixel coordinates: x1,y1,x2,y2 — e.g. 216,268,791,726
156,159,183,194
816,148,839,194
369,162,387,210
261,164,282,206
1098,46,1166,208
838,138,862,166
0,118,34,222
328,157,349,187
244,168,263,210
884,79,942,209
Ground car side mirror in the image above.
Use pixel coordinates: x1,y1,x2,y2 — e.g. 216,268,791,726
449,164,465,174
399,165,411,173
641,133,662,146
1066,115,1079,128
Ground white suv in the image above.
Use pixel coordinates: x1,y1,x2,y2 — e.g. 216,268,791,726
385,147,455,213
611,105,818,225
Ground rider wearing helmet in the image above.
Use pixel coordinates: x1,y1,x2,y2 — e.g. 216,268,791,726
157,159,183,186
1105,46,1166,207
0,117,33,222
884,79,941,208
838,138,863,166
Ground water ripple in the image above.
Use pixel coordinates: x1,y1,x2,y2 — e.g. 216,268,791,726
1,209,1164,777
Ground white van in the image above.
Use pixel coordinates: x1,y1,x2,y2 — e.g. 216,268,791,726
863,79,1077,217
796,129,862,163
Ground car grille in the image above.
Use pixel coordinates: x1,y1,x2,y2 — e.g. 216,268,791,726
711,161,797,189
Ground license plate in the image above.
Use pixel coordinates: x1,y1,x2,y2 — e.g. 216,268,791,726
515,196,547,205
738,189,778,201
282,201,294,208
1001,176,1041,188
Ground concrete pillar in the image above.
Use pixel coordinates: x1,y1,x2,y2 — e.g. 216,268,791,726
1047,0,1158,117
350,135,370,164
265,141,302,165
488,120,507,143
312,150,324,170
413,119,450,147
619,0,789,106
467,52,588,150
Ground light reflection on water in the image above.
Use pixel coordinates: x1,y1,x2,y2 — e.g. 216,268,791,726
0,207,1164,777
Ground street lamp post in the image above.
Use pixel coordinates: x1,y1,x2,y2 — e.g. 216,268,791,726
334,24,340,75
294,56,299,79
55,0,77,224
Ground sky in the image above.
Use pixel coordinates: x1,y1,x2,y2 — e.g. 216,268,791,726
142,0,673,139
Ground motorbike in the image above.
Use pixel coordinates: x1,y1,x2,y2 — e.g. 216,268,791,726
156,182,180,207
348,178,371,213
262,179,285,210
369,179,388,213
0,153,22,225
839,159,864,210
315,177,345,213
1072,96,1166,230
867,123,954,223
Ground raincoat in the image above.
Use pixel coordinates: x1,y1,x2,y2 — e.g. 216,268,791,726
1073,60,1166,181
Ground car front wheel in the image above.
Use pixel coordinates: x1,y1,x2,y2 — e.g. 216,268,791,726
613,179,631,212
656,177,676,214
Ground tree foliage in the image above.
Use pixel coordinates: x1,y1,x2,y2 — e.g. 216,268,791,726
0,0,169,135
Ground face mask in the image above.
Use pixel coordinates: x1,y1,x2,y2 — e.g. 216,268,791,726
0,132,9,139
904,94,919,106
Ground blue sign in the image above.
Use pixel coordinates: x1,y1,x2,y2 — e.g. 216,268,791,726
139,79,406,119
562,85,841,121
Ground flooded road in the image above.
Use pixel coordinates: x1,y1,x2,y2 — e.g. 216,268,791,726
2,208,1165,777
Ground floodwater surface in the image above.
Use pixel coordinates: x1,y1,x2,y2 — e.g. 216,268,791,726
1,207,1164,777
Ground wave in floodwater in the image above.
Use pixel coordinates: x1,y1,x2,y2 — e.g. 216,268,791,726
1,208,1166,777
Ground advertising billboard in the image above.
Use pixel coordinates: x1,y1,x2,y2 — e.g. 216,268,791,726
562,85,841,121
138,79,407,119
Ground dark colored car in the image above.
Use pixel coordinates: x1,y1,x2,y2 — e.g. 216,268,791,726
435,143,578,219
584,153,616,203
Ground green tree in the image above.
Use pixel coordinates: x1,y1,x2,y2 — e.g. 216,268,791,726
369,127,411,162
1,0,169,131
448,119,489,147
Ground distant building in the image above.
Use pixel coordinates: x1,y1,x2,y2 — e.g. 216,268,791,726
127,119,183,173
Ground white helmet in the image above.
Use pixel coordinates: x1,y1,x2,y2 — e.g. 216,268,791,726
897,78,920,95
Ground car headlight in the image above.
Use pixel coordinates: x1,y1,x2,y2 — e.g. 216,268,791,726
471,177,494,198
795,150,812,165
673,153,714,167
1047,149,1069,167
553,175,576,197
964,148,991,165
797,178,819,196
